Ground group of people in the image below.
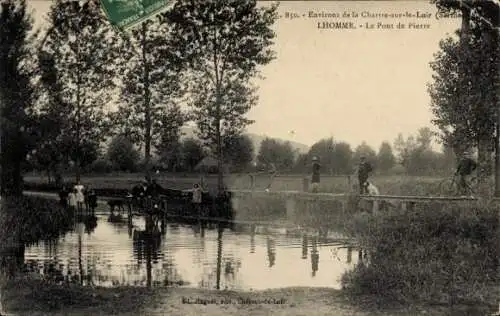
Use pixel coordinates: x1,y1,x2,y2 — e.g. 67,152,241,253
131,179,165,199
264,150,477,196
129,178,206,215
310,155,376,195
58,181,97,212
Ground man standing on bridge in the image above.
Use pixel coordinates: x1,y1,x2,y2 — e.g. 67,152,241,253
311,156,321,193
357,156,373,194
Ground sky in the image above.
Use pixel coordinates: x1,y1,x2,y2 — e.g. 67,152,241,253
27,0,461,150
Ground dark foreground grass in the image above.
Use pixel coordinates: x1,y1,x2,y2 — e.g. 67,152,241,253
0,276,466,316
341,203,499,315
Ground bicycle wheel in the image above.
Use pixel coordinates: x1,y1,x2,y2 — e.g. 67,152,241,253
438,178,458,196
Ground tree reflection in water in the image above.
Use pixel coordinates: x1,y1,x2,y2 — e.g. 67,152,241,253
311,236,319,277
266,236,276,268
215,223,223,289
250,224,256,254
347,246,353,264
132,214,162,288
302,234,308,259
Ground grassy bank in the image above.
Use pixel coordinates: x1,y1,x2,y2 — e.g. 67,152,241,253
1,276,464,316
24,173,454,195
341,203,499,315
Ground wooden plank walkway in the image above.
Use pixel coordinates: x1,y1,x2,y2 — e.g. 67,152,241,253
26,189,499,204
231,189,500,202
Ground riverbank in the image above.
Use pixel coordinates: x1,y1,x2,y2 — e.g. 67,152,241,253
0,276,463,316
23,173,450,195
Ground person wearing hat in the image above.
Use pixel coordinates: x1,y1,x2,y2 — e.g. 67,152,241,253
311,156,321,193
131,179,148,208
357,156,373,194
456,150,477,195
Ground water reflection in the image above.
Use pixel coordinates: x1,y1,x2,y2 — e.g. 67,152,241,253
302,235,308,259
22,215,360,290
347,246,353,264
216,224,223,289
311,236,319,277
267,236,276,267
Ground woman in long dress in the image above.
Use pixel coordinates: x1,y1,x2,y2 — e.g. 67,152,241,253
74,181,85,212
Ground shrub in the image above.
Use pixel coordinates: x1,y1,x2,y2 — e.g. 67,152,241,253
341,203,499,307
0,196,74,246
89,159,113,174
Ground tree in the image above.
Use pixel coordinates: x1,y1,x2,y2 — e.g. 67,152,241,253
181,138,205,171
377,142,396,173
292,153,309,173
224,134,254,172
257,138,295,171
430,0,499,196
333,142,353,174
107,135,140,172
112,18,185,181
416,127,434,150
37,0,119,182
394,133,418,167
0,0,36,196
307,138,353,175
393,129,449,175
352,142,377,168
155,104,185,172
165,0,278,193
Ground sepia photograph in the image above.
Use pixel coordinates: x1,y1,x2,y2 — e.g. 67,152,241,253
0,0,498,315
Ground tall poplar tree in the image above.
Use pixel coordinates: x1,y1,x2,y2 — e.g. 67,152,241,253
37,0,120,182
0,0,35,196
164,0,278,194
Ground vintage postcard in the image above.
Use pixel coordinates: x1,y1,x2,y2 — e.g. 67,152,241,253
0,0,498,315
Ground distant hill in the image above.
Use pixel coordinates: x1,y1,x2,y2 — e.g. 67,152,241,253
101,126,310,159
180,126,310,155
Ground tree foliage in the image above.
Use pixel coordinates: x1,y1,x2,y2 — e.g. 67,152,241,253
112,18,185,179
306,138,353,175
155,105,185,170
0,0,36,195
164,0,278,192
428,33,498,155
257,137,295,171
377,142,396,173
107,135,140,172
36,0,119,181
430,0,499,195
224,134,254,171
181,138,205,171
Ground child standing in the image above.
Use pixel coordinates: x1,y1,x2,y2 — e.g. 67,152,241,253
192,183,203,216
68,188,78,211
74,181,85,212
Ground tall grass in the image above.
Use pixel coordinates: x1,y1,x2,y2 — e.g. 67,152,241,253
341,203,499,310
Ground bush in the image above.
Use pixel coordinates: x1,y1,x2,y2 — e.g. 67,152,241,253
89,159,113,174
0,196,74,246
341,203,499,307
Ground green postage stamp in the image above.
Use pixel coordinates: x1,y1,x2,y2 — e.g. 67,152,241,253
100,0,171,30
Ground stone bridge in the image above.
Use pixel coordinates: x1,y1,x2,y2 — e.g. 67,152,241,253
229,190,493,228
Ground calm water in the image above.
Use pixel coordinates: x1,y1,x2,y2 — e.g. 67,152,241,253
23,214,359,290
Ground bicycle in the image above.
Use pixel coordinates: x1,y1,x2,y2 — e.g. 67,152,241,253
438,173,478,196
